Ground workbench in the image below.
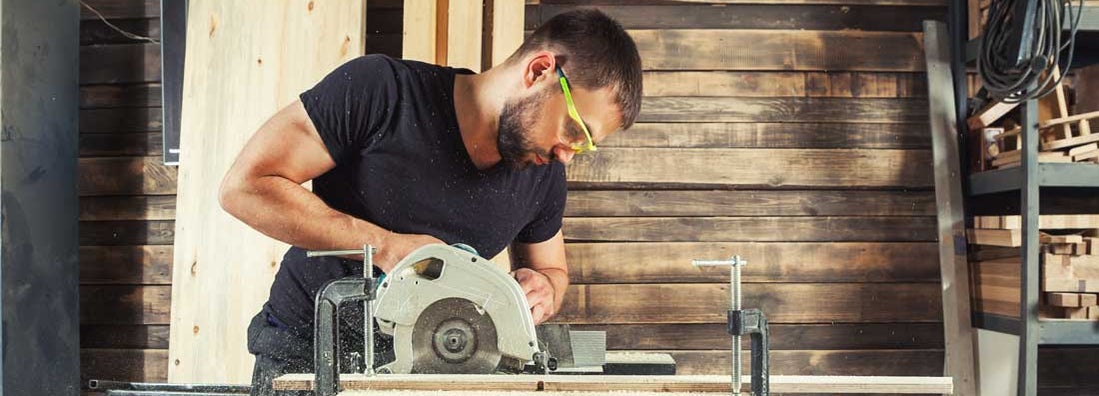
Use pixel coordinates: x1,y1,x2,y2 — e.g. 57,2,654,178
273,374,953,395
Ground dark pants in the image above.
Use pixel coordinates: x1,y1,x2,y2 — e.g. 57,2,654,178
247,310,394,396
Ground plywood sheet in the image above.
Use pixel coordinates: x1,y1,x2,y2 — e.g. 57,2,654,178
168,0,365,383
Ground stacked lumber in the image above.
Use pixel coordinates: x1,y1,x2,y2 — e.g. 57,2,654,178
968,66,1099,170
968,215,1099,320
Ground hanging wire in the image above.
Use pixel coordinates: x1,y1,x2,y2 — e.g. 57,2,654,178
977,0,1083,103
80,0,161,45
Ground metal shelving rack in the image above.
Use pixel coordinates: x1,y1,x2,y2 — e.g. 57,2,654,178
949,1,1099,395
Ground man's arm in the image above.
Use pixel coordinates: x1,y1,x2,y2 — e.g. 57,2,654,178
218,100,440,272
509,230,569,324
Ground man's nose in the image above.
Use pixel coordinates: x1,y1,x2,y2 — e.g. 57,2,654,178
553,146,575,164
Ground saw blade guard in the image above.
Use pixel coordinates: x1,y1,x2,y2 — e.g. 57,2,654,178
372,244,541,373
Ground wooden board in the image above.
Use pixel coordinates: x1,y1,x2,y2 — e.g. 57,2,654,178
553,283,941,324
611,123,930,149
629,30,924,72
81,324,169,349
81,220,174,245
80,195,176,220
447,0,482,71
79,132,163,156
490,0,524,67
531,4,944,31
80,245,173,284
81,285,170,325
168,0,366,383
973,214,1099,230
80,107,162,132
923,20,977,396
79,44,161,84
81,348,168,383
81,83,161,108
966,228,1020,247
565,148,932,188
275,373,952,394
565,190,934,217
402,0,439,63
638,97,927,123
565,242,939,283
642,71,927,98
564,217,935,242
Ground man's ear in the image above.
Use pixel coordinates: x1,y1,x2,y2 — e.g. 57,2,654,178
522,51,557,89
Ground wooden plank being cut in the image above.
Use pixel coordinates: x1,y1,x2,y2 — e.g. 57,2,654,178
169,0,366,383
273,374,954,394
973,214,1099,230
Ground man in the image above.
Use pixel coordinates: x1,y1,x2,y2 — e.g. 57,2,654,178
218,9,642,395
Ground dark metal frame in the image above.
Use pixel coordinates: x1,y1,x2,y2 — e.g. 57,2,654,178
314,277,374,396
951,2,1099,394
727,308,769,396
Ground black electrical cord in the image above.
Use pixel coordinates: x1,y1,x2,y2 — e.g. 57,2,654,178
978,0,1084,103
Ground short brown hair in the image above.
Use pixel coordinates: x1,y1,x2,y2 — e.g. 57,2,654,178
513,9,643,131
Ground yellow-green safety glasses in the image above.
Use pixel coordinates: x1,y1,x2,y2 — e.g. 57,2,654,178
556,67,597,154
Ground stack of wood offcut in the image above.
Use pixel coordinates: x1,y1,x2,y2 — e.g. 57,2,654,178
968,214,1099,320
968,66,1099,171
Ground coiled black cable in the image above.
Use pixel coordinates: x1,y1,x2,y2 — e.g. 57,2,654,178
978,0,1084,103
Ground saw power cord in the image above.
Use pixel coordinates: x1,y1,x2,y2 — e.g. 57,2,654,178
978,0,1084,102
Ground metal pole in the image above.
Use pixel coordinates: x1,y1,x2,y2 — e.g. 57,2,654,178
364,244,375,376
693,255,747,395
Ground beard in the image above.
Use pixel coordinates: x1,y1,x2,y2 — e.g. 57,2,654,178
497,87,551,169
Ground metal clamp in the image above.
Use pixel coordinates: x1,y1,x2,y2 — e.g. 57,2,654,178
309,245,378,396
692,256,768,396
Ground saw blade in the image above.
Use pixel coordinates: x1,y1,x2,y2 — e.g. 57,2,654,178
410,297,501,374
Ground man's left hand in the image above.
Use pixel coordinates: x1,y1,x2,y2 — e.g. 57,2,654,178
511,268,555,324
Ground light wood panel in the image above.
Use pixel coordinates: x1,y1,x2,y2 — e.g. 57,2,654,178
168,0,366,383
402,0,439,63
554,283,941,324
562,217,936,242
629,30,924,72
565,148,932,188
447,1,483,71
564,242,939,283
490,0,525,66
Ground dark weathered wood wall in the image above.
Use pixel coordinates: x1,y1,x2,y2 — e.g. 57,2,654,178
534,0,947,377
77,0,402,384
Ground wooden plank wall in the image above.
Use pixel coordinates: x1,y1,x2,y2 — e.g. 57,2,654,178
77,0,402,385
535,0,947,377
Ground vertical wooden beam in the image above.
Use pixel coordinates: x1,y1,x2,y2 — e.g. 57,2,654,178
447,0,482,72
170,0,366,383
402,0,438,63
490,0,524,67
923,20,980,396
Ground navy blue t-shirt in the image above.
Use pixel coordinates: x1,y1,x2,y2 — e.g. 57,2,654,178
260,55,567,334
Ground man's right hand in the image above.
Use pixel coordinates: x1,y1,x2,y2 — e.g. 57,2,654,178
374,233,444,273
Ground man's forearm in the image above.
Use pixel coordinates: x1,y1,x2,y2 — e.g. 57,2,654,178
221,175,390,255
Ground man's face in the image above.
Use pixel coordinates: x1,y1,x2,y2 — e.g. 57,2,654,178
497,73,620,170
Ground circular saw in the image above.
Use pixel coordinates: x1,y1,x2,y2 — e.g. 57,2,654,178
372,244,543,374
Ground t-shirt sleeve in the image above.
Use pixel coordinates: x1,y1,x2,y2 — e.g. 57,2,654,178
515,164,568,244
299,55,398,164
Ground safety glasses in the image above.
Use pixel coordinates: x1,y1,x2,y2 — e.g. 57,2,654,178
556,67,597,154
